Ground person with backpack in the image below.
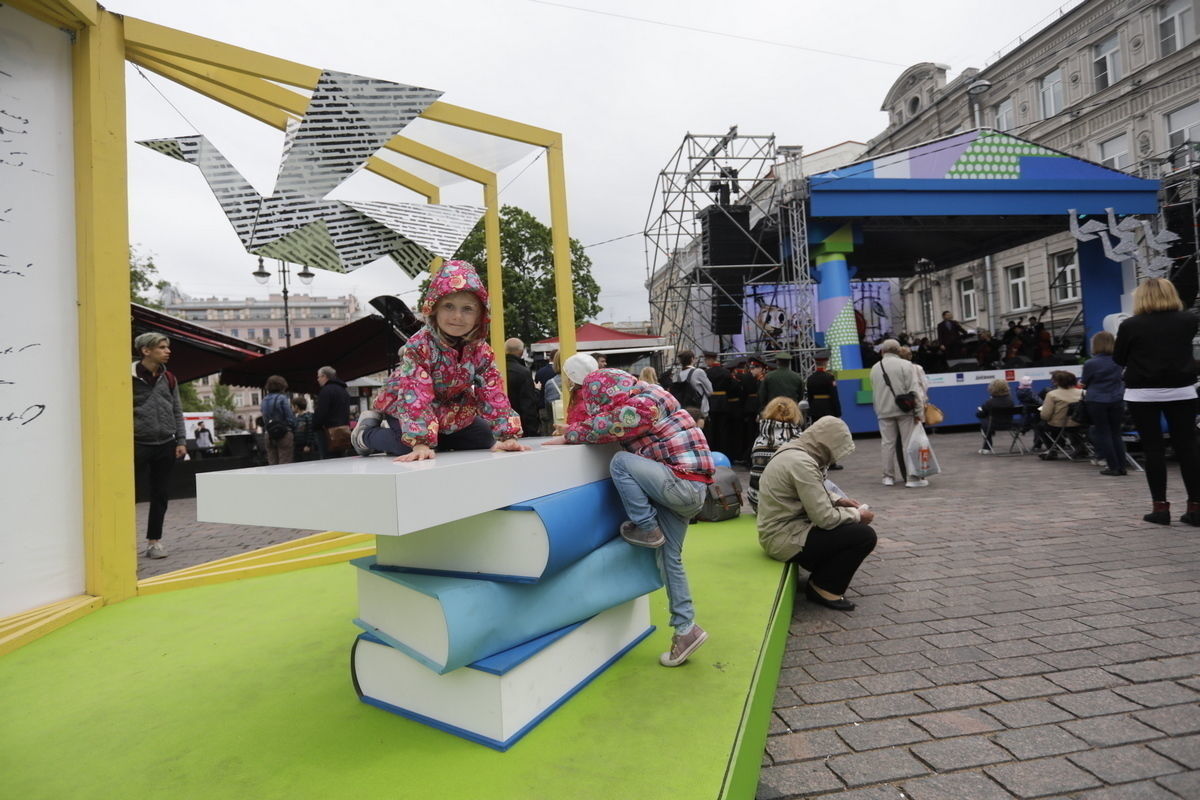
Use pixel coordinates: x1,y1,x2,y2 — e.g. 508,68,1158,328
670,350,713,429
132,332,187,560
260,374,296,465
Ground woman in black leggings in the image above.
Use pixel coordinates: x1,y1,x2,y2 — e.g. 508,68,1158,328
1114,278,1200,525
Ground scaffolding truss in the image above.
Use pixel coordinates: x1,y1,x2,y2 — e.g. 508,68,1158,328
644,128,819,377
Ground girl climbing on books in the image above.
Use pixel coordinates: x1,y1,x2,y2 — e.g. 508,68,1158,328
352,260,531,461
544,354,715,668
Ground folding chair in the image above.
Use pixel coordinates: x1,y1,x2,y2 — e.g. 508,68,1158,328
1038,403,1092,461
980,406,1029,455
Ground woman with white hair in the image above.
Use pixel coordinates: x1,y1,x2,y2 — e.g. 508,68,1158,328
869,339,926,488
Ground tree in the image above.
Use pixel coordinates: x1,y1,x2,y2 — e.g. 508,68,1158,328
130,247,170,308
205,383,240,434
178,381,207,412
449,205,602,346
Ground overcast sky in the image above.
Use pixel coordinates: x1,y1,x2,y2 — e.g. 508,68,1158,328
109,0,1082,326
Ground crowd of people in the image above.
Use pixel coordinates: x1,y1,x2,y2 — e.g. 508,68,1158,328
132,263,1196,635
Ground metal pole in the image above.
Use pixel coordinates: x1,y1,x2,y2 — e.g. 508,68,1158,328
280,260,292,348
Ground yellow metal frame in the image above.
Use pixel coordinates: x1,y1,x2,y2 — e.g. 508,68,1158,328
0,4,578,654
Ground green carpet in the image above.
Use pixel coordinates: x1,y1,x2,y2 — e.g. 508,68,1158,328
0,517,787,800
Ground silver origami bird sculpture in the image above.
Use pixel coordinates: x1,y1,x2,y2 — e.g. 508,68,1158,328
138,69,484,278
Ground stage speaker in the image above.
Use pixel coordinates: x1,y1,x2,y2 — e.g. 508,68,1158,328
699,205,754,266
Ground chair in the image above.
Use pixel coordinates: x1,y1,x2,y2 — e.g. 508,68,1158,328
1038,402,1093,461
980,406,1029,455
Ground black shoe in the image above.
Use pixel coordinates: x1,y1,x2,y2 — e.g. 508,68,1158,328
805,582,855,611
1039,452,1058,460
1099,468,1126,476
828,463,844,470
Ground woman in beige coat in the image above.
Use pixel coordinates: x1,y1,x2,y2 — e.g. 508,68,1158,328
756,417,877,611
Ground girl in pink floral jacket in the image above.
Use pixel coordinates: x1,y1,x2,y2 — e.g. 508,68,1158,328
353,261,529,462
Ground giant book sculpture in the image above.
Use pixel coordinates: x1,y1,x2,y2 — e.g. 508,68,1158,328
197,440,654,749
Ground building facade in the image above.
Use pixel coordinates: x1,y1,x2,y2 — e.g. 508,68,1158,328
867,0,1198,348
161,290,361,422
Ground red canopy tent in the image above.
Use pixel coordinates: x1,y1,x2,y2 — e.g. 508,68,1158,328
532,323,669,357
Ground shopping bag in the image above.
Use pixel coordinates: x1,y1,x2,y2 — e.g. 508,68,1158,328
904,424,941,478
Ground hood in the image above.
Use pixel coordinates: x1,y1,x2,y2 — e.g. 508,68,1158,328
780,416,855,467
420,260,490,342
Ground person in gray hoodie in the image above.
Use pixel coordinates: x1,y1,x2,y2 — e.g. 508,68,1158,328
756,417,877,611
132,332,186,559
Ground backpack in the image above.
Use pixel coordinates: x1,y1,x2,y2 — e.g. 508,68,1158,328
668,367,704,410
265,396,290,441
695,466,744,522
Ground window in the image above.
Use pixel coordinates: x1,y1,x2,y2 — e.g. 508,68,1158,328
1099,134,1131,170
231,328,240,337
248,328,257,339
251,393,260,406
309,327,316,338
200,376,209,385
994,97,1015,132
1160,0,1195,56
1050,251,1080,302
917,288,934,332
958,277,977,320
278,328,286,339
1006,264,1028,310
1039,69,1064,118
1093,34,1122,90
293,328,301,340
1168,101,1200,152
324,327,331,334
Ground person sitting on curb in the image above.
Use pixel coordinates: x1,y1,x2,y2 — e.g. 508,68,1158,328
755,416,877,611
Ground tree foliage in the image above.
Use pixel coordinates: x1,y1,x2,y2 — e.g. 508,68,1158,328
207,383,237,412
130,247,170,308
448,205,602,346
178,381,206,412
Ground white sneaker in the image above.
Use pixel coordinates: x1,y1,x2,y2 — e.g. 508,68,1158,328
882,477,895,486
905,478,929,488
146,541,167,559
978,448,993,455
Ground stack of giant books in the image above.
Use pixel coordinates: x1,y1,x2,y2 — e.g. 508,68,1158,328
349,479,662,751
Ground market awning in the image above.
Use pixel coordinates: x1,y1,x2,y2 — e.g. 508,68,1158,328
218,315,403,395
131,303,269,383
532,322,667,354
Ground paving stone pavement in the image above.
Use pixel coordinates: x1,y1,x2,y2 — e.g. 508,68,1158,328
134,496,321,579
758,429,1200,799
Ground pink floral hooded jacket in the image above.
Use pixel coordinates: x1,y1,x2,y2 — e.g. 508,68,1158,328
564,369,714,483
372,261,522,448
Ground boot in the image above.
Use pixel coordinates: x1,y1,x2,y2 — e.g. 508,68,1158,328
1180,501,1200,527
1144,501,1171,526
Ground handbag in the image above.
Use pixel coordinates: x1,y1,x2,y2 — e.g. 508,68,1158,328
878,362,919,414
325,425,352,452
1069,399,1090,426
924,402,945,425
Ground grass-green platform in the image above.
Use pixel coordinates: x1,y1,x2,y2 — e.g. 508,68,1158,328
0,516,792,800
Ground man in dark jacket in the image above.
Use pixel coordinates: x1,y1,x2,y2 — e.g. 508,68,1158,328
132,332,186,559
703,351,736,456
313,365,351,458
504,338,541,437
805,350,844,469
759,351,805,406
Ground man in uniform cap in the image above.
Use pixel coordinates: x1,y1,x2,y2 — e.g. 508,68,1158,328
759,350,805,407
805,350,844,469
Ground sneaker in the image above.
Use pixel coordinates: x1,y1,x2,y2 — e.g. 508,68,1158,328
146,541,167,559
350,410,383,456
882,477,895,486
978,448,993,455
905,478,929,488
619,520,665,549
659,624,708,667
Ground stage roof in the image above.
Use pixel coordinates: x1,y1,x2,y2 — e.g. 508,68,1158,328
805,129,1160,278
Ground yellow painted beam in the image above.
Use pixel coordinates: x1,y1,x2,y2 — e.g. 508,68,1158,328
127,46,307,116
364,157,439,203
0,596,102,658
546,136,577,358
421,101,558,148
136,546,376,596
126,50,294,131
122,16,321,87
482,181,506,379
137,532,371,581
75,9,137,604
6,0,93,29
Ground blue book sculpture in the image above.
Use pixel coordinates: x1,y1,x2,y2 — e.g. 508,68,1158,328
352,596,654,751
373,479,625,582
352,537,663,674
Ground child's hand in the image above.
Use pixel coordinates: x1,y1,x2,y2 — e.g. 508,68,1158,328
394,445,435,462
541,436,568,446
492,439,532,453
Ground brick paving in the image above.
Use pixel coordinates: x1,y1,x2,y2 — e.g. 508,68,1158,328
758,430,1200,799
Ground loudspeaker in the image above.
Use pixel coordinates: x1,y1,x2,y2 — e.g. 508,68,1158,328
699,205,754,266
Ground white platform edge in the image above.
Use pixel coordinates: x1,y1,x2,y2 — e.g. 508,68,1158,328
196,439,619,536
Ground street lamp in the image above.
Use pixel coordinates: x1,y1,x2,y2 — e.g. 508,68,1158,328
966,79,993,129
251,256,314,348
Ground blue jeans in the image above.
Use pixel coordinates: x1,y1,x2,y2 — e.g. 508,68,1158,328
1087,400,1127,472
363,415,495,456
609,450,707,633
